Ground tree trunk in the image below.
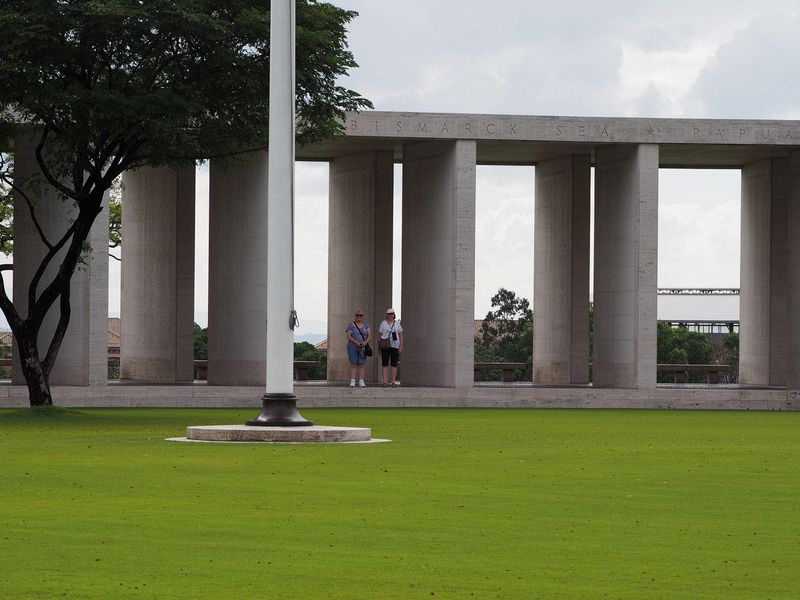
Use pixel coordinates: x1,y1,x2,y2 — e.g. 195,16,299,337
15,335,53,406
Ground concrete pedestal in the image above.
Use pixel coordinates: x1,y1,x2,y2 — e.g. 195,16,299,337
533,155,591,384
11,132,108,386
593,145,659,389
182,424,376,443
121,166,195,382
740,158,788,386
401,140,476,387
207,154,268,385
327,151,394,383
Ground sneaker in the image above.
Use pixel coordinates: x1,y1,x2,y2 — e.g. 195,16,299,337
391,382,398,388
358,380,366,387
349,380,355,387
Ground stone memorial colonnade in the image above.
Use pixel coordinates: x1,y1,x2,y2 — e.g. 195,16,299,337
7,111,800,403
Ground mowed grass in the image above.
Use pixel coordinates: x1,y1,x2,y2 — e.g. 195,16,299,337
0,408,798,599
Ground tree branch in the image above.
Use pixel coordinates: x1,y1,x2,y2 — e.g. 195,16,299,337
0,173,54,250
35,124,77,201
28,220,79,313
0,264,21,331
42,284,71,378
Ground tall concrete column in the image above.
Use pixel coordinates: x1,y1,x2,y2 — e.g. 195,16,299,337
11,132,109,386
533,155,591,384
120,166,195,382
740,158,788,386
401,140,476,388
788,152,800,389
207,154,268,385
327,151,394,383
593,144,659,389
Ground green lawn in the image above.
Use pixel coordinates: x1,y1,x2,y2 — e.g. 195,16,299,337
0,408,798,599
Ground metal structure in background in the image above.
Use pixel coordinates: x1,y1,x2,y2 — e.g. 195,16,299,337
658,288,740,334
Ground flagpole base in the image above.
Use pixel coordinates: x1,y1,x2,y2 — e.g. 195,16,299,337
246,393,314,427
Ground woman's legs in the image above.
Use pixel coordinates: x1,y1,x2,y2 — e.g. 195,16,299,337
389,349,399,385
381,349,390,385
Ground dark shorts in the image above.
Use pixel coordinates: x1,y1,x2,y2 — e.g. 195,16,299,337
381,348,399,367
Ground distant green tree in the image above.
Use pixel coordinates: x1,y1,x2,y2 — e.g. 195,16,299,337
657,321,715,383
294,341,326,380
723,332,739,382
475,288,533,380
193,323,208,361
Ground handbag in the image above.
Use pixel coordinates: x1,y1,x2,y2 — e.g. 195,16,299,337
379,321,395,350
353,321,372,357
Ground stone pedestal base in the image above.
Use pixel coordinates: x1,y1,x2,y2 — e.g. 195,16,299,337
177,425,378,443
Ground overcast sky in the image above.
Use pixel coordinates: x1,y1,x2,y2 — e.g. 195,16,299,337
108,1,800,336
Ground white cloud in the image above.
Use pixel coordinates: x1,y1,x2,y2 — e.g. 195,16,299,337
689,11,800,118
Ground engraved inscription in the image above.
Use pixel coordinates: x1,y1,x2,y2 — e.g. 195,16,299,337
342,114,800,147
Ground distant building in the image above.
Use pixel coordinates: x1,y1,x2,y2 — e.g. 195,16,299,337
0,319,123,361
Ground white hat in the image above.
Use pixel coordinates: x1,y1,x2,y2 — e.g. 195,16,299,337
386,308,396,314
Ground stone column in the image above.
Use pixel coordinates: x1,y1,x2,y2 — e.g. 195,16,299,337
533,155,591,384
120,166,195,382
788,152,800,389
11,132,109,386
593,144,659,389
207,154,267,385
327,151,394,383
401,140,476,388
740,158,788,386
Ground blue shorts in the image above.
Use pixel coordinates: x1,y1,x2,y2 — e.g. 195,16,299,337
347,344,367,365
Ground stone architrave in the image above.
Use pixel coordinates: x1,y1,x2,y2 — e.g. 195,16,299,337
327,151,393,384
740,158,788,386
120,166,195,382
533,155,591,384
207,154,268,385
11,132,108,386
593,144,659,389
401,140,476,388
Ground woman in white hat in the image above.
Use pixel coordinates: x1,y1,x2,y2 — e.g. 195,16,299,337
378,308,403,387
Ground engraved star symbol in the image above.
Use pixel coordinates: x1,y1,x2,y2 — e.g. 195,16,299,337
646,126,656,136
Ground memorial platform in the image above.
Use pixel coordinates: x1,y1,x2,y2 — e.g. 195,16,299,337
0,382,795,411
